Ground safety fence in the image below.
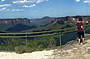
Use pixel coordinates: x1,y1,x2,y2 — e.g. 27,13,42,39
0,24,89,54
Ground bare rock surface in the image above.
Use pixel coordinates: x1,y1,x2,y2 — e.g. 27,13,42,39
49,34,90,59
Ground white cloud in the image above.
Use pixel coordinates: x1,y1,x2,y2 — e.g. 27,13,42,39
7,9,24,12
23,4,36,8
22,0,48,8
11,9,24,12
75,0,80,2
0,4,11,7
84,0,90,3
0,0,49,11
13,0,48,4
0,7,6,11
1,0,5,1
2,7,6,10
0,8,23,12
36,0,47,4
75,0,90,4
13,0,34,4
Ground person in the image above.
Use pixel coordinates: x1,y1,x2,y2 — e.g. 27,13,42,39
76,18,86,45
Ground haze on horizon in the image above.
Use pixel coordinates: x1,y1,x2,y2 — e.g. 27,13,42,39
0,0,90,18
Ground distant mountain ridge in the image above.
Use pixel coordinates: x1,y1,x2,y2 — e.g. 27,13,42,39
0,16,89,32
31,16,90,26
31,16,55,26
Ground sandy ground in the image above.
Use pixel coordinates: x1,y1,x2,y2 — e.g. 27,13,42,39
0,50,54,59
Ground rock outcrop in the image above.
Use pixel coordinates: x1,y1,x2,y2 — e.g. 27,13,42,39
47,34,90,59
0,18,30,24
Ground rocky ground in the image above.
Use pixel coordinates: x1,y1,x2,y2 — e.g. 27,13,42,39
47,34,90,59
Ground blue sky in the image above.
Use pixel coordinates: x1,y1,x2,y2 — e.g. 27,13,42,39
0,0,90,18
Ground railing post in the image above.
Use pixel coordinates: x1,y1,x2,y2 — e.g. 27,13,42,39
60,31,63,55
26,32,28,47
7,33,9,51
13,33,16,46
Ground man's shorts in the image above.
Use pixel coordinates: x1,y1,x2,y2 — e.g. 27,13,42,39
77,31,85,39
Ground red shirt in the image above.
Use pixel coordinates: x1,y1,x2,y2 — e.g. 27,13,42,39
76,22,83,32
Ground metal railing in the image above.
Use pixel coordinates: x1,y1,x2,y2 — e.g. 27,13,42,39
0,24,89,59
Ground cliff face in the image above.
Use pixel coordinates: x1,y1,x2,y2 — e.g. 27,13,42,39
1,16,89,25
0,18,30,24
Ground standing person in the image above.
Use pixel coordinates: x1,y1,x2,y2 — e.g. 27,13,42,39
76,18,86,45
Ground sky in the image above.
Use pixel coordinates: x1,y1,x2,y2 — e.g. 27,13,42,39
0,0,90,18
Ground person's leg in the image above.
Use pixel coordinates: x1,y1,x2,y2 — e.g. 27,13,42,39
77,32,81,44
78,39,81,44
82,31,85,43
82,38,85,43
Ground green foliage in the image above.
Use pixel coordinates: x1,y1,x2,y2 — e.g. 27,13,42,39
0,35,56,53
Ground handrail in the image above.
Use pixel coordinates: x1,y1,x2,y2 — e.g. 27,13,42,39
0,27,76,34
0,24,89,38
